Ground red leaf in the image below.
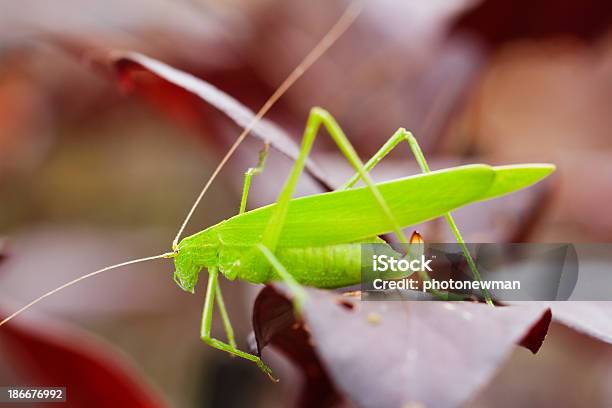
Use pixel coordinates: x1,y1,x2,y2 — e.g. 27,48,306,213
541,302,611,344
108,52,333,190
518,307,552,353
504,301,612,344
453,0,612,46
0,312,168,408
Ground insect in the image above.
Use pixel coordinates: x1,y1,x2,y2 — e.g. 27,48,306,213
0,107,554,378
0,5,554,381
169,107,553,377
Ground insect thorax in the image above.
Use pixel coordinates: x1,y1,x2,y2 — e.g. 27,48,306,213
173,230,219,293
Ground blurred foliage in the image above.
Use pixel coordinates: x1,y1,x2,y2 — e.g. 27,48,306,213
0,0,611,407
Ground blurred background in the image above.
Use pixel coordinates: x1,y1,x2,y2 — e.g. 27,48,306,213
0,0,611,407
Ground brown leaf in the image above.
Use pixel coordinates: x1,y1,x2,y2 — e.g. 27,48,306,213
253,285,346,408
253,284,551,408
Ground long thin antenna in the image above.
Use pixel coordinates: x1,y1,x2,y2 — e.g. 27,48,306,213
1,2,363,328
0,252,174,327
172,1,364,248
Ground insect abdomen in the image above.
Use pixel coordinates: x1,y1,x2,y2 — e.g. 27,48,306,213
270,243,363,288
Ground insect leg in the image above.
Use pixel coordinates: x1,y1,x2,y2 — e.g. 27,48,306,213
200,267,276,379
261,107,408,257
215,284,236,349
340,128,408,190
340,129,492,304
256,244,306,311
239,143,270,214
253,108,411,306
253,108,409,306
404,133,493,304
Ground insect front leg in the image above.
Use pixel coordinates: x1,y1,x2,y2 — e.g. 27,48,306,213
239,143,270,214
200,267,276,380
214,283,236,349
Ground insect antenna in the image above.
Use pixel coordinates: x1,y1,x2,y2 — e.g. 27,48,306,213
0,252,174,327
171,1,364,248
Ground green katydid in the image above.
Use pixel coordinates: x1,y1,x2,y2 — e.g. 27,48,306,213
0,106,554,378
167,107,553,377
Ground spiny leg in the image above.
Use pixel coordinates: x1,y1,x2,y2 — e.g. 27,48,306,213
340,129,493,304
200,267,276,379
239,143,270,214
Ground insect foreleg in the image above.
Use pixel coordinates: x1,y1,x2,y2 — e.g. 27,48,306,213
200,267,276,380
214,284,236,349
239,143,270,214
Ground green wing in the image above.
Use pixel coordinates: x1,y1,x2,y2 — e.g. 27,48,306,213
480,164,554,200
195,163,554,247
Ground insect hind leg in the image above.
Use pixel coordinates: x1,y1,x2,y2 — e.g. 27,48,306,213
260,107,409,256
340,128,410,190
340,129,493,304
254,107,409,309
